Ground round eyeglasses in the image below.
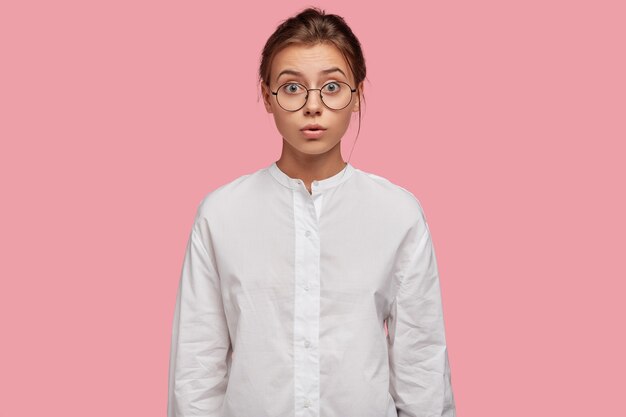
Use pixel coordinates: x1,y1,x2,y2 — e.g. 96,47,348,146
271,81,357,112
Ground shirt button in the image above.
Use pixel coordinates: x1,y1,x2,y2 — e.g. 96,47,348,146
304,399,311,408
305,230,311,237
304,282,309,291
304,339,311,348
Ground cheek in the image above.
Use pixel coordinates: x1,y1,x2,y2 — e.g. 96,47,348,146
340,110,353,124
331,112,355,140
333,111,353,132
272,112,292,129
271,113,297,138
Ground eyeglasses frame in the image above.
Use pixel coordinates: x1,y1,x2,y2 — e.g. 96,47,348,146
270,80,357,112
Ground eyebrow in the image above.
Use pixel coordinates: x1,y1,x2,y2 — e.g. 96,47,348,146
276,67,348,82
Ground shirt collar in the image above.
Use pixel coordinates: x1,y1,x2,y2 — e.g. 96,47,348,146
268,160,355,191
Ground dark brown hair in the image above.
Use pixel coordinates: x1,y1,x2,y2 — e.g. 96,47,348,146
259,6,367,155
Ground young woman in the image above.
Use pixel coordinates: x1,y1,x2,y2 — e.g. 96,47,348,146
168,7,456,417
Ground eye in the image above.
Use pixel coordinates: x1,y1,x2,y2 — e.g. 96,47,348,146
281,83,305,94
322,81,342,94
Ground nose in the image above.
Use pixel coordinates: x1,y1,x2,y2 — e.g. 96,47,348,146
303,90,323,115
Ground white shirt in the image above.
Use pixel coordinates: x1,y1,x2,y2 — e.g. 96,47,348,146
167,161,456,417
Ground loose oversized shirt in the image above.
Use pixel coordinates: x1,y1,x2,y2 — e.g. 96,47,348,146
167,161,456,417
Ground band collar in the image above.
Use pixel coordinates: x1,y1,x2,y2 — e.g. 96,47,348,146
268,160,355,192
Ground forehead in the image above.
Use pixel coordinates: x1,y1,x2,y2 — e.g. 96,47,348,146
271,43,352,82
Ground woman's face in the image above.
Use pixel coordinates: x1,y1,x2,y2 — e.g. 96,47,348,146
262,42,362,157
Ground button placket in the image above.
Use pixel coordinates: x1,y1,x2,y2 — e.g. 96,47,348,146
292,184,321,416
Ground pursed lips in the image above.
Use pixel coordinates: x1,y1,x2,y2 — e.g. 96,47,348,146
301,124,326,131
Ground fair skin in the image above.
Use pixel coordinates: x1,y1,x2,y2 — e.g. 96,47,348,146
261,42,364,194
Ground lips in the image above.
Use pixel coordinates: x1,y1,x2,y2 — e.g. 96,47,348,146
301,124,326,131
301,125,326,139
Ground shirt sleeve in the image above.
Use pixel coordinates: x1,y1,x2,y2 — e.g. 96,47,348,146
386,205,456,417
167,215,232,417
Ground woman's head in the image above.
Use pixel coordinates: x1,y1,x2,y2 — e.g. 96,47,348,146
259,7,367,160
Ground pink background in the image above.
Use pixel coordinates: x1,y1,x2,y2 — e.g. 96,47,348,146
1,1,624,416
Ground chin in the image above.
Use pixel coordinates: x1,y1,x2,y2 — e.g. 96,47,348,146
290,139,340,156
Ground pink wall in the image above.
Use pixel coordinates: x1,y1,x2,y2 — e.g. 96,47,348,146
1,1,624,416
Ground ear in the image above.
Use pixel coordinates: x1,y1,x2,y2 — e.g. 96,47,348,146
352,81,364,113
261,82,274,114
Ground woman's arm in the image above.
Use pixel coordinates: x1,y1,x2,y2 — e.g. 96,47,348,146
387,204,456,417
167,214,232,417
